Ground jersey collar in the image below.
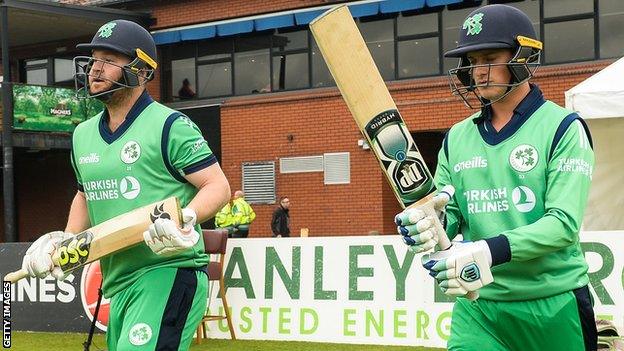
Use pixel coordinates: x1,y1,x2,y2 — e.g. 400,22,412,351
99,90,154,144
473,84,546,145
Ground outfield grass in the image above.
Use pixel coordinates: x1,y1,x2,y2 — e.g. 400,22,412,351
10,332,442,351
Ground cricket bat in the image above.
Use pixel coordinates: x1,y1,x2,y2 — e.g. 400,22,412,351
309,6,453,248
310,6,481,299
4,197,181,283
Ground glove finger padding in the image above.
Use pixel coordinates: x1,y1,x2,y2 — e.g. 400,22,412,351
395,208,427,226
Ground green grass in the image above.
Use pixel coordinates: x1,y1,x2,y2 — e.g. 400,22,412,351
10,332,442,351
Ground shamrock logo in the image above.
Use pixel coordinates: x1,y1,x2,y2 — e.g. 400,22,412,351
98,22,117,39
128,323,152,346
120,141,141,164
514,147,535,167
463,13,484,36
509,144,538,172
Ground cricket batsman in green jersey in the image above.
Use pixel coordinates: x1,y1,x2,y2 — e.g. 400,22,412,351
395,5,598,350
19,20,231,350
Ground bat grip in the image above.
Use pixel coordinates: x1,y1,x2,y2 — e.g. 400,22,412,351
4,269,29,284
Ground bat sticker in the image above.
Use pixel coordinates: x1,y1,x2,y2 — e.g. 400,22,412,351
365,109,433,205
56,231,94,272
150,203,172,222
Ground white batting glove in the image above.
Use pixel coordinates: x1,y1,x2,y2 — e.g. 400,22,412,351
395,186,454,253
143,208,200,256
21,231,74,280
422,240,494,297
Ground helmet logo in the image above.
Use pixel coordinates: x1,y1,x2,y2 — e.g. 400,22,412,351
463,13,484,35
98,22,117,39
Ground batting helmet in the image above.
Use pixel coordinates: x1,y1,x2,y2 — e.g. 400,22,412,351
445,4,542,108
74,20,157,100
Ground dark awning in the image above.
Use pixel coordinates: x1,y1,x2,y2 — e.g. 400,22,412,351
152,0,470,45
0,0,151,48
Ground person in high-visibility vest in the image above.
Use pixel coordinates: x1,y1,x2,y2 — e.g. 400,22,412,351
214,201,236,237
231,190,256,238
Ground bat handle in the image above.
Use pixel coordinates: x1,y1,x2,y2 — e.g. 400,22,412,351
4,269,29,284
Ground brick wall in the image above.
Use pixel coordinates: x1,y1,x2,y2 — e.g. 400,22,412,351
147,0,347,30
214,60,611,237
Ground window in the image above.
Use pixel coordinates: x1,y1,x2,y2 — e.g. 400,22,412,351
171,43,196,100
543,0,596,65
235,36,271,95
54,58,74,83
311,36,336,88
544,19,595,63
198,39,233,98
397,12,440,78
272,30,309,91
25,59,49,85
544,0,593,18
358,18,395,81
600,0,624,58
158,0,621,101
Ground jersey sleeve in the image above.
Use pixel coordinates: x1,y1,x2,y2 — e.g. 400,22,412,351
502,119,594,261
166,115,217,176
434,138,462,240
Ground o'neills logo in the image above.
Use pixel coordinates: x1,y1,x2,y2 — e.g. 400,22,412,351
453,156,487,173
80,262,110,332
79,153,100,165
50,108,72,116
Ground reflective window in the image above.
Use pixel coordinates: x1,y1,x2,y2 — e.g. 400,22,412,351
311,38,335,88
545,19,594,63
398,37,439,78
25,58,49,85
600,0,624,58
272,52,309,91
273,30,308,51
358,19,395,81
171,44,196,101
398,12,437,36
54,58,73,83
198,39,232,61
544,0,593,18
26,59,47,66
235,37,270,95
26,69,47,85
198,62,232,97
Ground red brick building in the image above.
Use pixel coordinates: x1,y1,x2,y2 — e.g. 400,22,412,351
1,0,622,240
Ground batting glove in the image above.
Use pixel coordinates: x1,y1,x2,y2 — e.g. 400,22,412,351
395,185,454,253
22,231,75,280
143,208,200,256
421,240,494,298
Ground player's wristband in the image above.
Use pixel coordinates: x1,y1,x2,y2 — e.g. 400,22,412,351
484,235,511,266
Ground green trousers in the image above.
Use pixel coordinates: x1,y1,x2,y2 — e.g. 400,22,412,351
106,267,208,351
448,286,597,351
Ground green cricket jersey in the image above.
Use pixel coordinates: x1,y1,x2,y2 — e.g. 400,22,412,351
71,91,212,297
436,85,594,301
